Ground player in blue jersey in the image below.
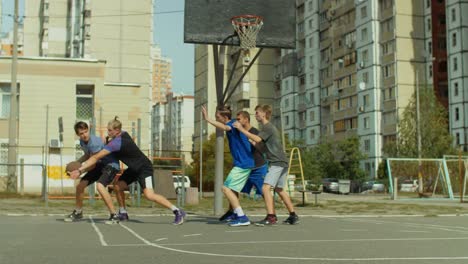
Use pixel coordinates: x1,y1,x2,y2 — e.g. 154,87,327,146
65,121,121,224
69,117,186,225
218,111,267,222
202,105,254,227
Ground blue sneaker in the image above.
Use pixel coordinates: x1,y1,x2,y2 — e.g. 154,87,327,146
173,209,186,225
229,215,250,227
118,212,129,221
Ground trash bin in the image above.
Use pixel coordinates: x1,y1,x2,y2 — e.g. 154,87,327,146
338,179,351,194
185,187,199,205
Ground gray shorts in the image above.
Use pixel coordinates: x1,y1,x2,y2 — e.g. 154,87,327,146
263,165,288,189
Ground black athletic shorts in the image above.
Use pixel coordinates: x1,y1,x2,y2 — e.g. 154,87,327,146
118,166,153,190
81,163,120,186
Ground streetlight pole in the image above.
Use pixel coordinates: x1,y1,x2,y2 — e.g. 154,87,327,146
199,110,203,199
7,0,19,192
416,71,423,194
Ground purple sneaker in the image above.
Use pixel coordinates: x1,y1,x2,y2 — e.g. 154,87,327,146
173,209,186,225
118,212,129,221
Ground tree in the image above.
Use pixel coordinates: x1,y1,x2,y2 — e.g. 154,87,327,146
301,136,366,183
383,86,456,158
191,133,233,191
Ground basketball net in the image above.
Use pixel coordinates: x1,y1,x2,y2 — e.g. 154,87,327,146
231,15,264,62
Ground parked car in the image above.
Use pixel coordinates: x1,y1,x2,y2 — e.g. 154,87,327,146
322,178,339,193
400,179,418,192
361,180,385,192
173,175,191,193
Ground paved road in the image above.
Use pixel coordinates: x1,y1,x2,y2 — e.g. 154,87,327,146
2,213,468,264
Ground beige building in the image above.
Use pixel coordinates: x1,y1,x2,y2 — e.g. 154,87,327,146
0,0,153,193
193,45,277,150
0,57,149,193
150,45,172,105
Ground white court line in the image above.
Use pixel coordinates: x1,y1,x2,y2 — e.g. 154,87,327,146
400,230,430,233
155,238,168,242
340,229,366,232
108,244,150,247
89,216,108,246
184,234,202,237
118,222,468,261
336,217,468,234
225,230,251,233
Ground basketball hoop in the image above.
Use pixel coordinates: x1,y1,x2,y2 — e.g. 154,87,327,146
231,15,264,50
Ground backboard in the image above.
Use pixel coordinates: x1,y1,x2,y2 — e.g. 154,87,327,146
184,0,296,49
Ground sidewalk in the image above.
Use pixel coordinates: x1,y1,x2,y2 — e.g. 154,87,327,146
2,192,468,217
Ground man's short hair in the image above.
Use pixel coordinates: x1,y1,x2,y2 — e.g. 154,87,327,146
236,110,250,121
255,104,272,120
216,105,232,120
74,121,89,134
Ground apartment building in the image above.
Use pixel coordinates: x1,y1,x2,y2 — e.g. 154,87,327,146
152,93,194,164
276,0,428,178
193,45,277,151
150,44,172,105
0,28,24,56
446,0,468,149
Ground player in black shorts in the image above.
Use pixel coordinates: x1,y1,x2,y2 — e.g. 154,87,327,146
69,117,186,225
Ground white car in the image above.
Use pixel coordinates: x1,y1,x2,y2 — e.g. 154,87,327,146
173,175,191,193
400,180,418,192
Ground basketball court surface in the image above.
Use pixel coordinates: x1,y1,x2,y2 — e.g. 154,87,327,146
2,213,468,263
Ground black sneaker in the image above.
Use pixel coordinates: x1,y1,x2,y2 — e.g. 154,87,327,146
64,210,83,222
255,215,278,226
105,213,120,225
283,214,300,225
219,210,235,221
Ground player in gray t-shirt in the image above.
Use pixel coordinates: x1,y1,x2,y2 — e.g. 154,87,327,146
234,104,299,226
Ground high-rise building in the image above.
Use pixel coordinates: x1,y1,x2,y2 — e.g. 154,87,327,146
153,93,194,164
150,44,172,105
446,0,468,149
278,0,430,178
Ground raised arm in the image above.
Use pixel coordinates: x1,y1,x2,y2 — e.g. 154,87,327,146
233,121,262,143
201,105,231,131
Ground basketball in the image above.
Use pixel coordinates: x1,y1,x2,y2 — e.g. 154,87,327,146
65,161,81,174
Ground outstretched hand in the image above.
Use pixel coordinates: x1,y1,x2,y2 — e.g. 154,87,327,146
201,105,208,120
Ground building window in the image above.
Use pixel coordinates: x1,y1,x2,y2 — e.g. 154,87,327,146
427,18,431,31
308,37,314,48
452,33,457,47
454,82,459,96
364,139,370,152
309,111,315,121
0,84,11,118
310,92,315,104
361,49,369,62
383,64,394,78
426,0,430,8
453,57,458,71
428,41,432,54
310,129,315,139
363,94,369,106
361,28,368,41
76,85,94,122
456,133,460,145
284,98,289,108
310,73,315,83
429,65,433,78
455,107,460,121
363,117,369,129
451,8,456,22
361,6,367,19
285,115,289,126
363,72,369,83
